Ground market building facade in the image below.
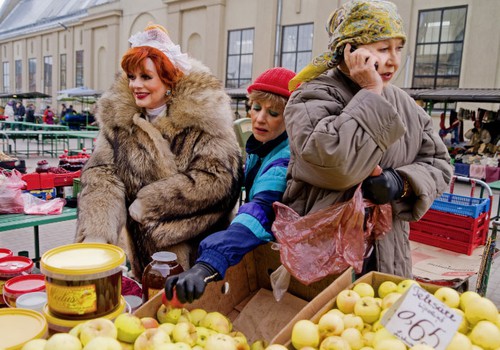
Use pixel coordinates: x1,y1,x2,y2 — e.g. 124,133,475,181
0,0,498,113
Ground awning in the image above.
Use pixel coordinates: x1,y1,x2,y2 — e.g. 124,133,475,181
0,91,51,99
402,88,500,103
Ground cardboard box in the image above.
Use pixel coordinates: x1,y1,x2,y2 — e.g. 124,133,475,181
23,188,57,200
134,243,344,344
272,269,441,347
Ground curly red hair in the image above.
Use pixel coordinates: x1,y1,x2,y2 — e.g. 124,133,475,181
120,46,183,88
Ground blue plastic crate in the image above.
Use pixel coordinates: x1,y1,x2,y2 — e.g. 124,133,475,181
430,193,490,218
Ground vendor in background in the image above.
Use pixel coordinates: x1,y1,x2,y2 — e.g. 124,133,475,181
25,104,36,123
283,0,452,278
165,67,295,303
75,24,242,279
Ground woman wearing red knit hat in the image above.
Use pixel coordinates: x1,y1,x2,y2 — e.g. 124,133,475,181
166,67,295,303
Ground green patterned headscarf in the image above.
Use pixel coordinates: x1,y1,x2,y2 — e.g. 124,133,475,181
288,0,407,91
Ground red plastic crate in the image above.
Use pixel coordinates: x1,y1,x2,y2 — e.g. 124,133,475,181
409,209,489,255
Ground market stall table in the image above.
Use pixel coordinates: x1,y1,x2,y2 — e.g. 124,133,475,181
0,207,77,265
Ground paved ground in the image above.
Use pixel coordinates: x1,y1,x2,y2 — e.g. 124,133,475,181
1,136,499,307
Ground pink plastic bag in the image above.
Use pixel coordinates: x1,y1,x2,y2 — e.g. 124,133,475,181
22,193,66,215
0,170,26,214
272,186,392,285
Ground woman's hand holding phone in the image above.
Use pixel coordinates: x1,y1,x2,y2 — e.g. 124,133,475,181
344,43,383,95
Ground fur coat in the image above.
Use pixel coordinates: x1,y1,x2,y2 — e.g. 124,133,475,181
75,59,243,279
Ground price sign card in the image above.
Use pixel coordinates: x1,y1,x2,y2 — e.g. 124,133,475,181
381,284,462,350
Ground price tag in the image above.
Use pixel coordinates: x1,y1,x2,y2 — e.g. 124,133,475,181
381,284,462,350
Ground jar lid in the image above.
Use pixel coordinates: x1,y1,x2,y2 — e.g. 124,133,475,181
40,243,125,276
42,295,126,328
0,248,13,260
15,292,47,311
3,274,45,294
0,308,48,349
0,256,34,276
151,251,178,262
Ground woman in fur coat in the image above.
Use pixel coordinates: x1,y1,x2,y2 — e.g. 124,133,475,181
75,24,242,279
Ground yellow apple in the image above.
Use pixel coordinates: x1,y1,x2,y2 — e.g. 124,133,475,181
140,317,159,329
372,328,396,348
79,318,118,346
230,331,249,349
204,333,238,350
362,331,375,347
409,344,435,350
250,340,268,350
459,291,481,311
172,321,197,346
374,338,406,350
360,347,375,350
83,336,122,350
434,287,460,309
326,308,345,318
318,312,345,337
354,296,382,324
446,332,472,350
199,311,232,334
377,281,398,298
469,320,500,350
196,326,215,347
157,305,191,324
44,333,82,350
118,340,134,350
174,342,194,350
464,297,498,325
452,308,470,334
471,345,483,350
134,328,172,350
336,290,361,314
343,313,364,331
397,279,419,294
319,335,351,350
291,319,320,349
189,308,208,326
69,322,85,338
114,313,146,343
159,322,176,336
353,283,375,298
341,327,364,350
20,339,47,350
381,292,401,310
264,345,288,350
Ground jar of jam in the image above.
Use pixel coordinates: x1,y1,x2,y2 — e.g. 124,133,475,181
0,256,34,308
142,252,183,303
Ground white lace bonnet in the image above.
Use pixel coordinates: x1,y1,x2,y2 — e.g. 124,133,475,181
128,25,191,74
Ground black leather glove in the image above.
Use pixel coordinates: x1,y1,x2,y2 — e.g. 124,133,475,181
362,168,404,204
165,262,220,304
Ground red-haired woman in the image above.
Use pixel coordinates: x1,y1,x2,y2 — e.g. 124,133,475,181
75,24,242,279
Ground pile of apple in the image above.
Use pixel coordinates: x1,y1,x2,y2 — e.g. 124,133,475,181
267,279,500,350
20,293,269,350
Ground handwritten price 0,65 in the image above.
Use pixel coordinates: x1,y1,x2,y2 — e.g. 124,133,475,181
397,310,445,348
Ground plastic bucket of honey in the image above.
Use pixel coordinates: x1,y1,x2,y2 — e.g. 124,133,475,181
40,243,125,320
0,248,13,260
3,274,45,307
42,295,127,334
0,308,48,349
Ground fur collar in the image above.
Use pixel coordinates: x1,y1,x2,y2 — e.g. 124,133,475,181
96,58,234,137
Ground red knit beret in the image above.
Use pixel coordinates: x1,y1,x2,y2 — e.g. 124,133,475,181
247,67,296,98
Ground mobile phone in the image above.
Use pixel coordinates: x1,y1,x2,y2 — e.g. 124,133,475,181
348,45,378,70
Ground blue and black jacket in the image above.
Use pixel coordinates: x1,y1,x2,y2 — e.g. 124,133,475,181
196,131,290,278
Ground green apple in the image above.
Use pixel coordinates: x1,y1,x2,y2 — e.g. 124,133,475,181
204,333,238,350
172,321,197,346
459,291,481,311
354,296,381,324
199,311,232,334
82,336,122,350
319,335,350,350
342,313,364,331
434,287,460,308
134,328,172,350
341,327,364,350
377,281,398,298
114,313,146,343
353,283,375,298
20,339,47,350
374,338,406,350
291,319,320,349
189,308,208,326
79,318,118,346
469,320,500,349
44,333,82,350
336,290,361,314
446,332,472,350
381,292,402,310
396,279,419,294
464,297,498,325
318,312,345,337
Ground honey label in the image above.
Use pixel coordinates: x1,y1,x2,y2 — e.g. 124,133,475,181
0,280,5,305
46,282,97,315
148,288,161,300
